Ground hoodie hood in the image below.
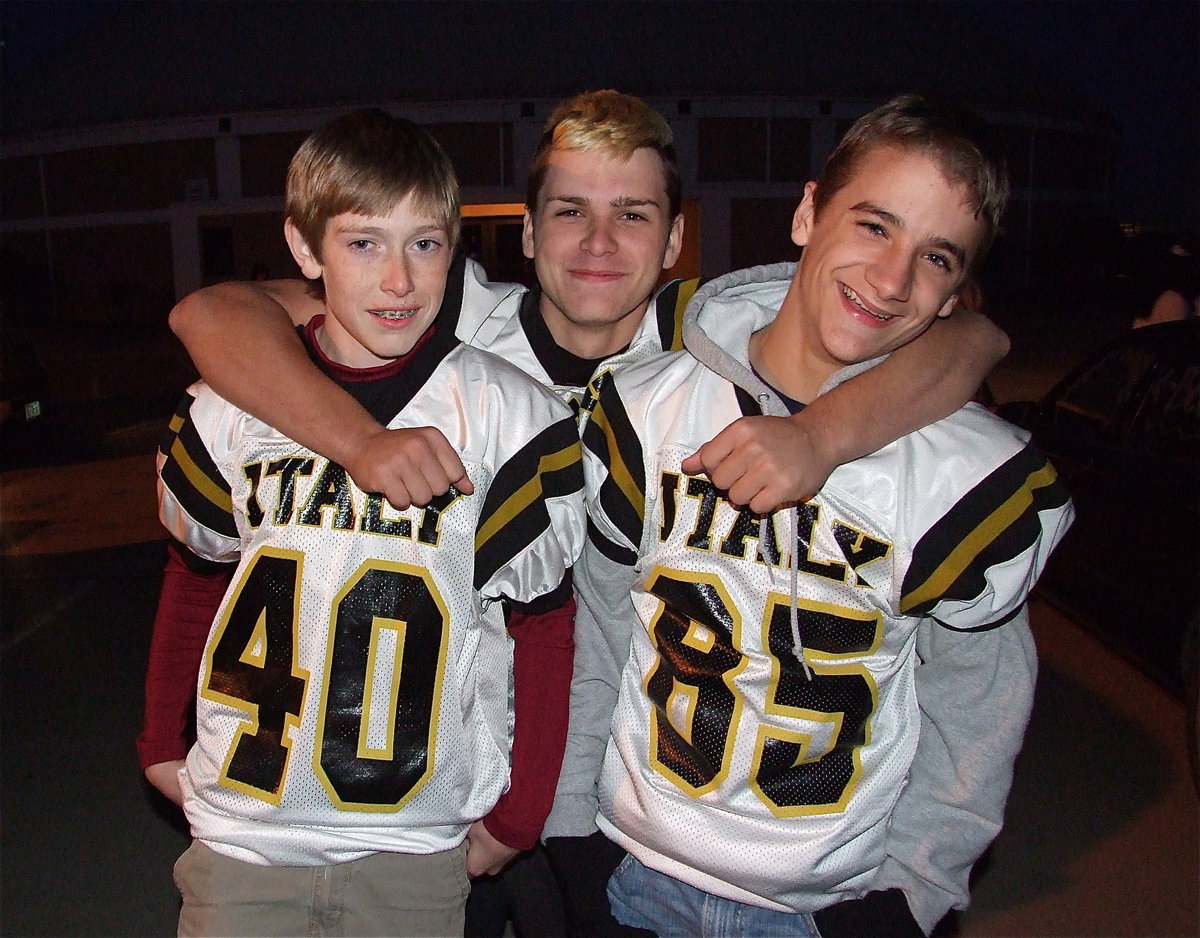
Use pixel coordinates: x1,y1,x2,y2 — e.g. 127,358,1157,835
682,263,794,416
682,262,889,412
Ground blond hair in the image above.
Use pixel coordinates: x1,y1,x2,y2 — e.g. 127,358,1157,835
526,90,681,219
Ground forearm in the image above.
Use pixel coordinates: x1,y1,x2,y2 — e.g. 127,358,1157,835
482,596,577,851
169,280,383,464
800,309,1008,465
873,612,1037,933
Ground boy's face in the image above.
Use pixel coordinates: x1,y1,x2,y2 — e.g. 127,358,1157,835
788,144,986,379
285,193,452,369
522,146,683,358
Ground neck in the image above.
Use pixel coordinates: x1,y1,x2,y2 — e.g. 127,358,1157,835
538,296,647,360
748,293,828,404
314,317,384,370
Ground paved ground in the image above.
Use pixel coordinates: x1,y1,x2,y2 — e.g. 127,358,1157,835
2,404,1196,936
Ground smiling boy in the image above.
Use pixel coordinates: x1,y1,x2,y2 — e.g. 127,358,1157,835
161,91,1017,936
578,95,1073,937
141,110,585,936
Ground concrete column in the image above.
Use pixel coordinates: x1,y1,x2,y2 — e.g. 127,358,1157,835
700,186,732,278
215,133,242,201
169,202,202,300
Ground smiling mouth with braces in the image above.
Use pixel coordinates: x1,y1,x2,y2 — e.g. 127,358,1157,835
841,285,894,321
371,309,418,320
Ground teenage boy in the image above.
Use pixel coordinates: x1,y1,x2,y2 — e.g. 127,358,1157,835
165,90,1010,933
168,91,1008,515
140,109,586,936
577,95,1073,937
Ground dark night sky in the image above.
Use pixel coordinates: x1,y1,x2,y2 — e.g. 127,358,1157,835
944,0,1197,231
2,0,1196,230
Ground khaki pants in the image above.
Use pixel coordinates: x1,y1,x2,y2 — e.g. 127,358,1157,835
174,840,470,937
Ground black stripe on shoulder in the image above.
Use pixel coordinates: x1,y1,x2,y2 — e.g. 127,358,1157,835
901,443,1070,616
508,570,573,616
654,278,703,352
581,377,646,551
932,602,1025,634
158,393,237,539
474,416,583,590
159,394,193,456
587,516,637,567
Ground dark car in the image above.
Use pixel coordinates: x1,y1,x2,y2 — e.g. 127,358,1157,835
999,318,1199,778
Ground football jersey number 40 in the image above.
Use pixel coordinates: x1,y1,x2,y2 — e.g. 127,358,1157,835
202,548,449,812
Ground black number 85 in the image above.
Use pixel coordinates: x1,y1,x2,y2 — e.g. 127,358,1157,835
644,568,879,815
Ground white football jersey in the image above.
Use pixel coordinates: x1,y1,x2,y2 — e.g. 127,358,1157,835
581,344,1073,912
158,331,586,866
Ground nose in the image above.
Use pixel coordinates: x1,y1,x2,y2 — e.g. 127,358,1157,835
864,243,913,303
381,254,413,295
580,216,618,257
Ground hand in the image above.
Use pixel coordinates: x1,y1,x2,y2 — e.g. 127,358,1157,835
343,426,474,510
681,415,834,513
465,820,520,877
144,760,186,806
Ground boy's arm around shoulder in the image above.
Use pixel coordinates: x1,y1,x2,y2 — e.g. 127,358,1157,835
684,309,1008,512
169,279,471,508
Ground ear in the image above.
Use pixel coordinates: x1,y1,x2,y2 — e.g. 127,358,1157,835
791,181,818,248
284,218,324,280
521,208,536,260
936,293,960,319
661,213,685,271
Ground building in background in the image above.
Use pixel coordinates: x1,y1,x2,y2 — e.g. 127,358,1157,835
0,2,1134,423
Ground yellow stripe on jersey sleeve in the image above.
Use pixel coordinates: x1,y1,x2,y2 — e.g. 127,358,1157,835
588,402,644,523
170,432,234,516
902,460,1060,613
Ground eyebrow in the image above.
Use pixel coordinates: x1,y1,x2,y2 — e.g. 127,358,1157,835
332,222,445,237
546,194,663,211
851,200,967,267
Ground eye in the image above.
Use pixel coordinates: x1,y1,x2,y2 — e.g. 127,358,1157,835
856,221,886,237
924,252,955,273
554,207,582,218
620,211,648,222
412,238,442,253
348,239,374,251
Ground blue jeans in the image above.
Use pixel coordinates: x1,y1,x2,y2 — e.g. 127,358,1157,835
607,854,820,938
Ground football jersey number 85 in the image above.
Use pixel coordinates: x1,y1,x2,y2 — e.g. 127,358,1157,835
201,548,449,812
644,569,879,817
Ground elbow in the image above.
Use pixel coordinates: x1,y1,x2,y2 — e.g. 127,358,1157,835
989,322,1011,364
973,313,1010,369
168,290,204,343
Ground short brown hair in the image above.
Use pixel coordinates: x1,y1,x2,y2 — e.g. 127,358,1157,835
286,108,459,261
814,94,1009,263
525,90,681,220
